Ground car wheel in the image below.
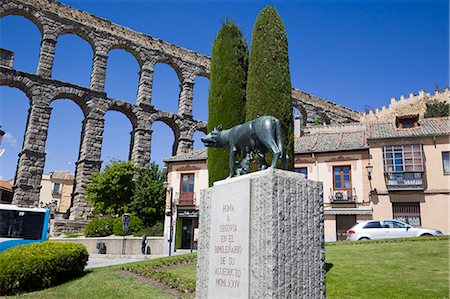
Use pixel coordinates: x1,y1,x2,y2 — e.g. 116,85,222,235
359,237,370,241
420,233,432,237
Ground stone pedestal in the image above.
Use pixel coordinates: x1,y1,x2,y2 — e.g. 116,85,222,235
196,169,325,299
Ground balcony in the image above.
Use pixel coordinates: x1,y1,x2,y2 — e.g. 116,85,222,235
386,172,424,191
175,192,196,206
329,188,357,203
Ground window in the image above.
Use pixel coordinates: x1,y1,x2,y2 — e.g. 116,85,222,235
392,202,421,227
363,221,382,229
396,115,419,129
442,152,450,175
0,210,45,240
295,167,308,179
383,145,424,173
333,166,351,190
180,174,194,193
383,145,424,190
52,183,61,195
383,220,407,228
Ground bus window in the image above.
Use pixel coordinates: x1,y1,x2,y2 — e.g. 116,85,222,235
0,210,45,240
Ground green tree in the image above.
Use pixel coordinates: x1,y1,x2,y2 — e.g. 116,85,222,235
208,19,249,185
424,100,450,118
245,6,294,170
86,160,166,226
86,160,136,215
130,163,166,226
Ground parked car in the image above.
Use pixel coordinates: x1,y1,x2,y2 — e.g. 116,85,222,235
346,219,443,241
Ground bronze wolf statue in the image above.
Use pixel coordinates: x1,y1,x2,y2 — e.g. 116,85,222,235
201,116,288,177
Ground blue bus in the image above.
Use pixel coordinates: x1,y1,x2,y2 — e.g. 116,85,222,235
0,204,50,253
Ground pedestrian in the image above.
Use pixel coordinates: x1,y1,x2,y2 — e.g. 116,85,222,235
141,236,147,255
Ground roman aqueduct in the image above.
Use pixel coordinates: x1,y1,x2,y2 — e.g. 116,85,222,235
0,0,361,220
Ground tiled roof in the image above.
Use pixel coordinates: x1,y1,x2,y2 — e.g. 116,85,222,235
164,149,207,162
367,117,450,140
0,180,13,191
295,124,368,154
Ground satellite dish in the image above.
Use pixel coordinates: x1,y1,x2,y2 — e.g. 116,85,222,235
0,148,4,157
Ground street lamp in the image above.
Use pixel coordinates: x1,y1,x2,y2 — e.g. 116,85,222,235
366,163,373,180
162,166,174,257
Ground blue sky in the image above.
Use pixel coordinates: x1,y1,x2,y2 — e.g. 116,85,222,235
0,0,448,180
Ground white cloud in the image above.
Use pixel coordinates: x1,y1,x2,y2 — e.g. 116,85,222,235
3,132,17,147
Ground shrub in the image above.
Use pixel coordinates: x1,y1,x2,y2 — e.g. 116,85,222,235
208,20,249,185
135,222,164,237
113,214,144,236
83,216,114,237
246,6,294,170
0,241,88,296
424,100,450,118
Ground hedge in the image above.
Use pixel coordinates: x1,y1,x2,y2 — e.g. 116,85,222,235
83,215,114,237
0,241,89,295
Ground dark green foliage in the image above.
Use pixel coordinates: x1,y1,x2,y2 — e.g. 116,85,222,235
136,222,164,237
86,160,165,226
0,241,88,295
112,214,144,236
424,100,450,118
246,6,294,170
208,20,249,186
86,160,136,215
130,163,166,226
83,216,114,237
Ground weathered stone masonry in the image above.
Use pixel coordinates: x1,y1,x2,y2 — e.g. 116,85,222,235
0,0,360,220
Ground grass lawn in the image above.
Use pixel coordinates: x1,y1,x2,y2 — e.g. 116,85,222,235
164,263,197,281
8,237,449,298
325,238,449,298
10,266,173,299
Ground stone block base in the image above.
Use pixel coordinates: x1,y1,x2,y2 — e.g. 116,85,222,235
196,169,325,298
50,219,90,237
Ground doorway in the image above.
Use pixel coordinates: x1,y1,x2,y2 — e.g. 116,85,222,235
336,215,356,241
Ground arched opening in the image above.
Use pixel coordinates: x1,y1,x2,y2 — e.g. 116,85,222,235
312,113,328,126
293,106,306,137
0,15,41,73
150,121,177,167
42,99,84,214
152,63,180,114
193,131,206,151
192,76,209,121
53,34,93,87
0,87,29,189
104,49,140,103
100,110,133,169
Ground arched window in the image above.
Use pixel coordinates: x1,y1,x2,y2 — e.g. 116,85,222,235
0,15,41,73
0,87,29,182
101,110,133,168
151,63,180,114
53,34,93,87
104,49,140,103
192,76,209,121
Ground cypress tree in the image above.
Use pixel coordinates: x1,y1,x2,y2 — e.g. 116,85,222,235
207,20,249,186
246,6,294,170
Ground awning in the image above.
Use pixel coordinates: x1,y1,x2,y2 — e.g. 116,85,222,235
324,207,372,215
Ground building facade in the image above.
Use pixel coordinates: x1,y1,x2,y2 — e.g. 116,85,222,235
39,171,75,216
162,89,449,246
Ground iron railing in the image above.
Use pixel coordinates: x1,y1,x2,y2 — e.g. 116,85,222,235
386,172,423,190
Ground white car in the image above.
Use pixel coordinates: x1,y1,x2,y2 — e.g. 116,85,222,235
346,219,443,241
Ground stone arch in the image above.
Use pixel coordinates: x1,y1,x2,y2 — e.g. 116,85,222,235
293,105,308,125
153,55,185,82
54,27,96,53
0,6,45,36
187,121,207,139
107,42,146,68
316,111,331,125
150,111,181,155
0,74,35,103
105,100,138,130
48,88,91,117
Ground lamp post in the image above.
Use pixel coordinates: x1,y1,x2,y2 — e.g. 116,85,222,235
162,165,174,257
366,163,374,202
